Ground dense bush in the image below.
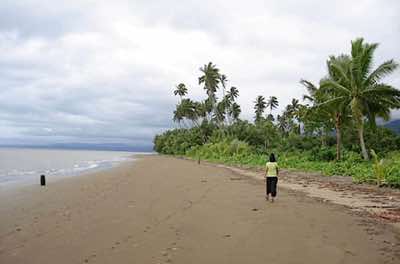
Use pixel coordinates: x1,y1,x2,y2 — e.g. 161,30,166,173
155,127,400,187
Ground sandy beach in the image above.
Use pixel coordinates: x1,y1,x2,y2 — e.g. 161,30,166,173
1,155,399,264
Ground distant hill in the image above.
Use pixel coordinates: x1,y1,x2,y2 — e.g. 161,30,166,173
384,119,400,134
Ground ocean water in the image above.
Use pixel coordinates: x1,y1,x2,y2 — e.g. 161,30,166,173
0,148,142,188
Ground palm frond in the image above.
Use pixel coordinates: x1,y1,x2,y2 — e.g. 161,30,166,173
320,79,351,95
315,96,348,109
365,60,399,85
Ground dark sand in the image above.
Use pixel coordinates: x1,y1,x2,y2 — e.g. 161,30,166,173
1,155,399,263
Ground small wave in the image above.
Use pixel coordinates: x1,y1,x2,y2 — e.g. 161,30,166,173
0,154,135,187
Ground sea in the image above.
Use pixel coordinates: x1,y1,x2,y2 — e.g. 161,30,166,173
0,148,144,188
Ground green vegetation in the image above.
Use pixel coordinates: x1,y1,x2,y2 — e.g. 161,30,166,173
154,38,400,187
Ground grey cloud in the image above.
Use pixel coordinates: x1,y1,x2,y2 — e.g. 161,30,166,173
0,0,94,38
0,0,399,147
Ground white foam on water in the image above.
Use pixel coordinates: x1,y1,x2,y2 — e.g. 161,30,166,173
0,149,141,188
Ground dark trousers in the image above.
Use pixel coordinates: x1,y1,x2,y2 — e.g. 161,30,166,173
266,177,278,197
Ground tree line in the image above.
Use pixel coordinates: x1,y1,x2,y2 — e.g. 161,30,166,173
154,38,400,162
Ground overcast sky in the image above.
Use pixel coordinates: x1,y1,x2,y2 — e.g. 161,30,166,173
0,0,399,148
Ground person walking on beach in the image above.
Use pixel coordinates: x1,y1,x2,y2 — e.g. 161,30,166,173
265,153,279,202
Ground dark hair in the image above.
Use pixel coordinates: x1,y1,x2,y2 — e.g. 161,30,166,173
269,153,276,162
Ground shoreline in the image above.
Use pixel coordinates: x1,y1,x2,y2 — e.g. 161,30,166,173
1,155,399,263
0,150,149,190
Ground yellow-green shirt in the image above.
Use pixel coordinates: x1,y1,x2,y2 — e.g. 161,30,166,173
266,162,278,177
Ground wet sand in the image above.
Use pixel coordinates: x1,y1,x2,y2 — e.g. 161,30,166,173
1,155,399,263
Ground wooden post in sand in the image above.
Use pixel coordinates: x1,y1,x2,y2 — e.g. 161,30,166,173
198,157,201,164
40,175,46,186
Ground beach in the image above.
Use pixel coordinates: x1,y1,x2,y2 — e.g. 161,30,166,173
1,155,399,264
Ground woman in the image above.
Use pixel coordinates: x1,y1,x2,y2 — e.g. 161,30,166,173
265,153,279,202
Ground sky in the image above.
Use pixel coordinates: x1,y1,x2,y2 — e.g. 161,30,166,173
0,0,399,149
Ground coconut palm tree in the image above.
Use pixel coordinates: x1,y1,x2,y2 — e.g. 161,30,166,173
287,98,300,116
224,87,239,125
301,55,351,160
266,114,275,122
193,101,207,123
199,62,220,121
182,99,199,126
214,101,226,124
173,83,188,101
230,103,241,121
219,74,228,97
227,86,239,101
173,99,199,127
320,38,400,160
266,96,279,114
173,106,184,127
276,114,288,134
254,95,266,123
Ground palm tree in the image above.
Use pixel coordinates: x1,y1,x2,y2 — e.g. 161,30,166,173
287,98,300,115
173,83,188,101
182,99,199,126
227,86,239,101
301,55,351,160
320,38,400,160
285,98,303,133
254,95,266,123
277,114,288,133
266,114,275,122
173,106,184,127
223,86,239,125
266,96,279,114
230,103,241,121
199,62,220,122
173,99,200,127
214,101,226,124
193,101,207,122
219,74,228,97
203,97,213,121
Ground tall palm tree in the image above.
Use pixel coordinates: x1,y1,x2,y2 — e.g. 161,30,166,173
287,98,300,115
266,114,275,122
225,86,239,125
219,74,228,97
286,98,303,133
266,96,279,114
203,97,213,121
173,99,199,127
199,62,220,122
320,38,400,160
254,95,266,123
193,101,207,122
173,83,188,101
227,86,239,101
173,106,184,127
301,56,350,160
302,79,333,146
230,103,241,121
214,101,226,124
277,114,288,134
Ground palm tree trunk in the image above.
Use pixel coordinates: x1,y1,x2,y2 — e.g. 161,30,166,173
335,113,341,161
358,120,369,160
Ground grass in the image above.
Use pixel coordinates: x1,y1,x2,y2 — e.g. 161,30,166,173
185,140,400,188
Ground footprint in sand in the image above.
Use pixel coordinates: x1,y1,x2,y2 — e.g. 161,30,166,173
160,242,180,263
83,253,96,263
111,241,121,250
